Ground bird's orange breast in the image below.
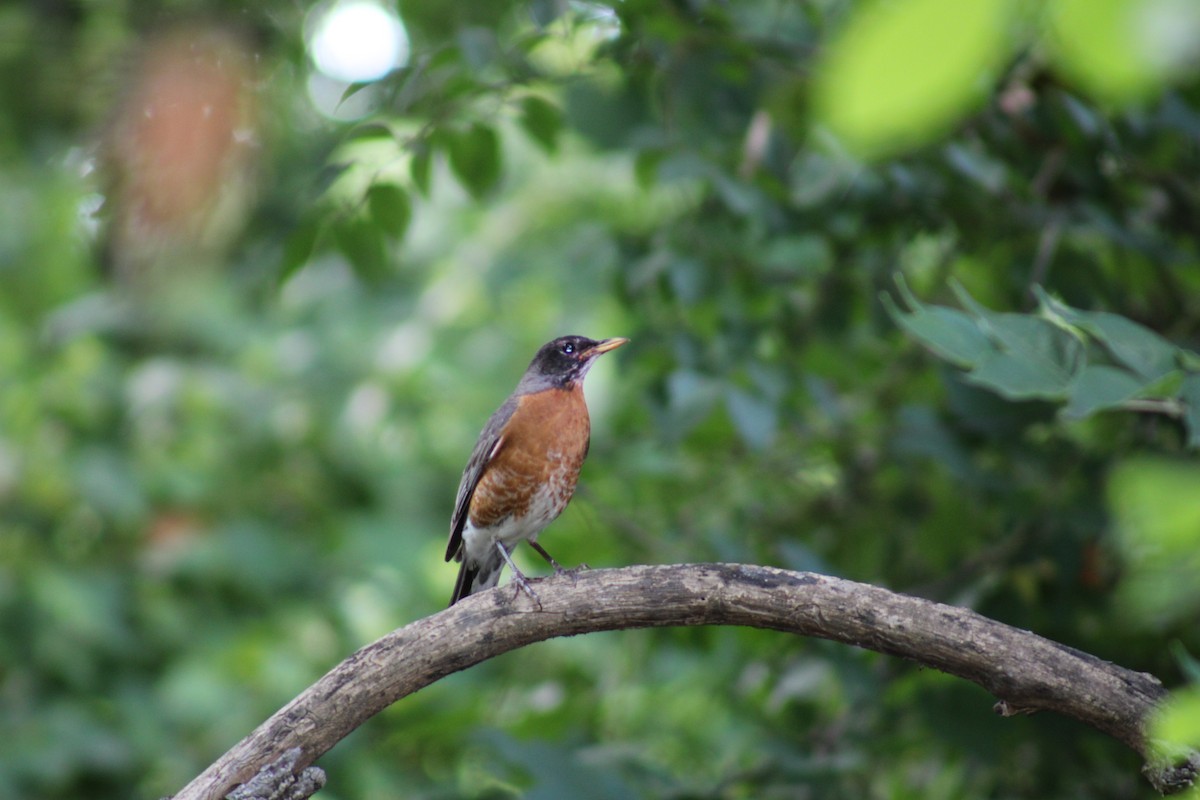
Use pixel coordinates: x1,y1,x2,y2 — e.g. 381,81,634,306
468,385,591,530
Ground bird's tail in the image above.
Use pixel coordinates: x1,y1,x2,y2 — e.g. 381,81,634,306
449,546,506,606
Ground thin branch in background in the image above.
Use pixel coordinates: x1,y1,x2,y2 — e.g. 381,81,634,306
1028,208,1064,303
1122,398,1186,418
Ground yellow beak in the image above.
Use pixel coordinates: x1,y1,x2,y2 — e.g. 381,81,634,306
584,337,629,357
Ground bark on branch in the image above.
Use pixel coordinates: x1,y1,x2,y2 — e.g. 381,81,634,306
170,563,1198,799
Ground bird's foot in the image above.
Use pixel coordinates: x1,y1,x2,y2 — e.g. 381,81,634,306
509,572,543,609
495,541,543,610
560,562,590,581
528,541,583,577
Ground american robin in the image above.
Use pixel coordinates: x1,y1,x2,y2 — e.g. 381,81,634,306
445,335,629,606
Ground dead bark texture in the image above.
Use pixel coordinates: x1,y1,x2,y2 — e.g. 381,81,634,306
169,563,1197,799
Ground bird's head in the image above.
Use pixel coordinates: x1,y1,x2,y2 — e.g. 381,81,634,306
520,335,629,391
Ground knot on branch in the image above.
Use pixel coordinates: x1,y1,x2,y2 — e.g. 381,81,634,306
1144,752,1200,796
226,748,325,800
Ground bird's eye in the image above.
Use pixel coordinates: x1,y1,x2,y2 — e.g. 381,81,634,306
561,342,575,355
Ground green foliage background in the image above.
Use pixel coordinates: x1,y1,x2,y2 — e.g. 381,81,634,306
2,1,1200,798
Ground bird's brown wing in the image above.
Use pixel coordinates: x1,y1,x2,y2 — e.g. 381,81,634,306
445,395,518,562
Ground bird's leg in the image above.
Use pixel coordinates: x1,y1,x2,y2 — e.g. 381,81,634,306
527,540,565,572
495,541,542,609
527,541,589,578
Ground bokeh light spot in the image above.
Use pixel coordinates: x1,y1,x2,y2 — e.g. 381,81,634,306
308,0,409,83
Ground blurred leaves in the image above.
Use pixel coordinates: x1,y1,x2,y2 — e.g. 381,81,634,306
278,214,322,284
1047,0,1200,102
815,0,1013,156
1120,456,1200,790
1149,686,1200,772
366,183,412,240
332,214,389,281
889,281,1200,443
817,0,1200,157
519,95,563,153
1110,459,1200,626
444,123,502,198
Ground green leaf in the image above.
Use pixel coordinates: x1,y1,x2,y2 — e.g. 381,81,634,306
1150,686,1200,753
279,215,322,283
519,95,562,152
892,282,1083,399
814,0,1013,157
883,291,994,369
367,184,411,240
888,297,988,369
1045,0,1198,103
333,215,389,281
1179,349,1200,372
1089,314,1178,381
1061,364,1146,420
410,143,432,196
954,287,1085,393
1110,459,1200,625
339,80,374,105
988,315,1083,379
345,122,395,142
966,350,1075,400
446,123,501,199
1036,288,1178,381
1136,369,1184,398
948,280,1020,333
1115,459,1200,551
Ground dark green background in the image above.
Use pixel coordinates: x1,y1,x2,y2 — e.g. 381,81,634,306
2,1,1199,798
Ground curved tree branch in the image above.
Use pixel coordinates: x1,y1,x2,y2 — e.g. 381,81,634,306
170,563,1198,799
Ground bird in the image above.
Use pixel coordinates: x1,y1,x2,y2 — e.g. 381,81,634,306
445,335,629,606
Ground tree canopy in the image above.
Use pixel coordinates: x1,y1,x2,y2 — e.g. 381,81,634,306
2,1,1200,798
